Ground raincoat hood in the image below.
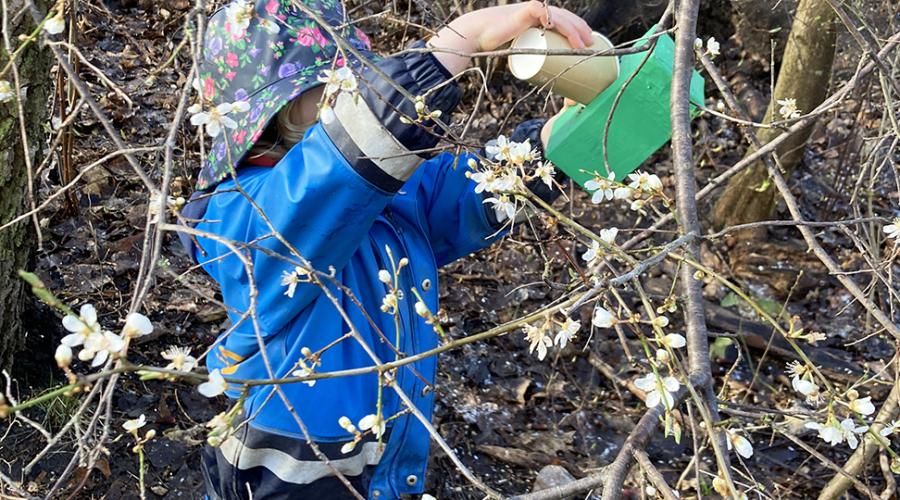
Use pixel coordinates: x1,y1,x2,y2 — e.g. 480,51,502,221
195,0,374,190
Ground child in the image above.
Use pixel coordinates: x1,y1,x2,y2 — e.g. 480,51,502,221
183,1,591,498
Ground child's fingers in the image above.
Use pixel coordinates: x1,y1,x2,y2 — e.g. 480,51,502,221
551,15,586,49
547,7,593,47
555,8,594,45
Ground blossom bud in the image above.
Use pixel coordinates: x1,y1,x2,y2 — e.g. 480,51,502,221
55,344,73,368
652,316,669,328
429,110,442,119
415,301,429,318
145,429,157,440
338,416,353,430
301,347,312,358
377,269,391,284
415,100,426,113
846,389,859,401
467,158,478,169
398,257,409,268
655,348,670,363
693,38,703,50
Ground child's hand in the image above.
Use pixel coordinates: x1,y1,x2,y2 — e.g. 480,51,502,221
478,1,593,53
429,1,593,76
541,98,578,149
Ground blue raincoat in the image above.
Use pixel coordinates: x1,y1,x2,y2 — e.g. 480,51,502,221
186,37,565,497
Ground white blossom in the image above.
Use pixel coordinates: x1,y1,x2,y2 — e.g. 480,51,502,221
258,18,280,35
199,369,227,398
61,304,101,348
879,419,900,437
706,37,721,58
0,80,14,103
787,361,820,402
507,140,538,165
634,373,680,409
225,1,254,38
381,291,399,314
592,306,615,328
291,355,319,387
123,414,147,432
190,102,240,138
655,348,670,363
161,346,198,373
317,67,357,97
726,429,754,458
484,194,517,222
81,330,125,367
848,396,875,416
336,67,358,92
485,135,511,161
581,240,601,264
627,171,662,193
534,162,556,189
469,170,497,194
585,172,617,204
44,14,65,35
629,198,647,213
554,318,580,349
806,417,868,449
582,229,618,265
660,333,686,349
599,227,618,245
652,315,670,328
777,98,801,120
281,266,310,298
123,313,153,338
358,414,386,439
55,344,73,368
524,324,552,361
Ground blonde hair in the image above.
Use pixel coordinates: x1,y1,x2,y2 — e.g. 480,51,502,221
246,98,315,162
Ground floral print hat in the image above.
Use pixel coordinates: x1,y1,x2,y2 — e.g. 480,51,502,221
194,0,374,190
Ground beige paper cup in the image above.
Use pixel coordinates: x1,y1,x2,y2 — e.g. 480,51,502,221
509,28,619,105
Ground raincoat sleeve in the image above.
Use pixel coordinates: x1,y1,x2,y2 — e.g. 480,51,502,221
196,43,462,350
418,119,568,267
417,151,505,267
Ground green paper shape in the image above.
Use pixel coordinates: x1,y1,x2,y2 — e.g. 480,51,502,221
545,29,706,189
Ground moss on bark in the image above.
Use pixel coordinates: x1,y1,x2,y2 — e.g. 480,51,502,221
0,2,52,368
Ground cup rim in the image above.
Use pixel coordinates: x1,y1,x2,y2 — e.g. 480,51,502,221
509,28,548,80
509,28,620,81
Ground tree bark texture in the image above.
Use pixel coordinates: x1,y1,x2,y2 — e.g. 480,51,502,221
712,0,837,231
0,0,52,368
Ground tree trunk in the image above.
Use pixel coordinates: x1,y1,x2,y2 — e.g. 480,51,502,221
0,0,52,369
712,0,837,232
